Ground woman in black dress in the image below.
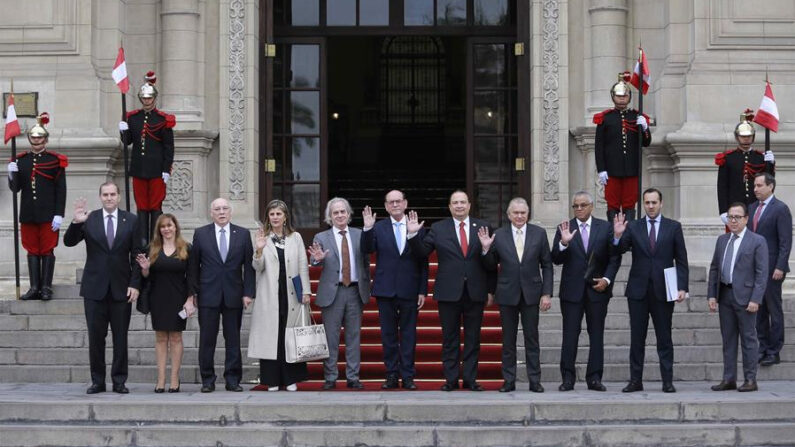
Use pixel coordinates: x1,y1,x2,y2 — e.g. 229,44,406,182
136,213,195,393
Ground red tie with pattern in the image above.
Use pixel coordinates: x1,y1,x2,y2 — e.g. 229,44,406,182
458,221,468,257
753,202,765,231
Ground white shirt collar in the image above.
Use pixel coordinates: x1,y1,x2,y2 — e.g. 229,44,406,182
512,223,526,236
576,216,593,228
646,215,660,224
215,223,229,233
103,208,118,220
335,226,350,235
731,227,747,240
761,195,774,206
454,217,470,227
390,216,406,225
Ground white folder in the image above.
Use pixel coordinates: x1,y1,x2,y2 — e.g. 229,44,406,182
663,267,679,302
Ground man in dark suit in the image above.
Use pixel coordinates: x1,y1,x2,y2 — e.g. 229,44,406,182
479,197,553,393
551,191,622,392
308,197,371,390
749,173,792,366
406,190,495,391
362,190,428,390
708,202,768,392
190,197,255,392
64,182,141,394
613,188,689,393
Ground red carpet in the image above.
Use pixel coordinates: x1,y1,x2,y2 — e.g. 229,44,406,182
252,380,505,392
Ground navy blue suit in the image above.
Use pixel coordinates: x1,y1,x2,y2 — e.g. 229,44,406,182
749,196,792,358
362,218,429,380
614,215,689,383
190,223,255,386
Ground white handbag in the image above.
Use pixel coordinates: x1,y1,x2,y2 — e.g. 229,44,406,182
285,304,329,363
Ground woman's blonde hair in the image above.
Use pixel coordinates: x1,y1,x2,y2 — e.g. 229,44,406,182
263,199,294,236
148,213,189,263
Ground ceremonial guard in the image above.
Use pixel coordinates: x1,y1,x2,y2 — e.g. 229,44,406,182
594,73,652,221
7,113,68,300
120,71,175,245
715,110,775,224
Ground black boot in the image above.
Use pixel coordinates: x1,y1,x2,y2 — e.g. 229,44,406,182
624,208,636,221
149,210,163,243
39,255,56,301
606,209,618,224
20,255,41,300
137,210,150,247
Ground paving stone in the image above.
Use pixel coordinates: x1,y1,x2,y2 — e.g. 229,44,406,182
0,425,133,447
533,401,680,423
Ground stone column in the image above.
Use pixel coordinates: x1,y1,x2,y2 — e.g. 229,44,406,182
587,0,628,115
160,0,203,129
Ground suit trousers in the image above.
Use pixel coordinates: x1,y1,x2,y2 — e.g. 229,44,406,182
560,296,608,383
720,285,759,382
757,277,784,357
437,289,484,384
628,286,675,382
198,301,243,386
376,297,418,380
321,285,363,381
500,299,540,384
84,291,131,386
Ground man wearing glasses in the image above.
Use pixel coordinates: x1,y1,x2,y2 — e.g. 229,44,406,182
707,202,768,392
551,191,622,392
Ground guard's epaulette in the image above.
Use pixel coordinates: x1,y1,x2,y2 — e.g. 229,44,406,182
126,109,142,120
592,108,615,125
714,149,734,166
155,109,177,129
54,152,69,168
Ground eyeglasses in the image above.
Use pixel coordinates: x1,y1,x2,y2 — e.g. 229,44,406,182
726,215,746,222
386,200,405,205
212,206,231,211
571,203,592,209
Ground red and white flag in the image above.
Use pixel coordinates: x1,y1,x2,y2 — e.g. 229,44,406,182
753,82,779,132
4,93,20,144
629,48,650,95
112,47,130,94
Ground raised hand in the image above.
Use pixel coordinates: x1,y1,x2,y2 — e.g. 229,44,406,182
255,227,268,250
362,205,376,229
558,220,578,246
406,210,425,234
477,226,494,252
613,212,627,239
135,253,150,271
307,241,328,262
72,197,89,223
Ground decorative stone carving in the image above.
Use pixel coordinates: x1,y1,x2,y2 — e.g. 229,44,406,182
228,0,246,200
163,160,193,211
543,0,560,201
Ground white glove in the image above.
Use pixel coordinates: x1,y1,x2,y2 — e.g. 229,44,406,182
598,171,609,185
119,121,128,131
7,161,18,173
162,172,170,184
636,115,648,131
764,151,775,163
720,213,728,226
51,215,63,232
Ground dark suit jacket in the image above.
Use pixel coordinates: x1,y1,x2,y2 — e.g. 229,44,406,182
748,196,792,275
615,215,689,300
551,217,622,303
708,230,768,306
482,224,553,306
362,218,429,299
189,223,256,308
409,217,495,302
63,209,142,301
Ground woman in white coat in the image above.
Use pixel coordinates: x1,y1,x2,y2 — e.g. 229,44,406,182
248,200,311,391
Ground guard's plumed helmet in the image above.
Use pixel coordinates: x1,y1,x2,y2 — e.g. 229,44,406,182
610,72,632,100
734,108,756,139
27,112,50,141
138,71,158,100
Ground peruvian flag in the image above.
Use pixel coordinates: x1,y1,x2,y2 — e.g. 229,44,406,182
629,48,650,95
4,93,20,144
112,47,130,94
753,82,779,132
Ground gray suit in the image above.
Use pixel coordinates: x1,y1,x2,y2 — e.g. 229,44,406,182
312,226,370,382
708,229,768,383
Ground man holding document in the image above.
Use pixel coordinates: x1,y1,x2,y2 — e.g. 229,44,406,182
612,188,689,393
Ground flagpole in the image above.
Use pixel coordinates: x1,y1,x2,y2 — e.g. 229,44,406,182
121,92,131,211
9,80,21,300
636,47,644,218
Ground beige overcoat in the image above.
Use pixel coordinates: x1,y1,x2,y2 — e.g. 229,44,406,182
247,231,311,360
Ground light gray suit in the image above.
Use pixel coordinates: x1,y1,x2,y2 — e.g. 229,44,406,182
708,229,768,383
312,226,370,382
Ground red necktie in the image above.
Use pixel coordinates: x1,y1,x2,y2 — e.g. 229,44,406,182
458,221,468,256
753,201,765,231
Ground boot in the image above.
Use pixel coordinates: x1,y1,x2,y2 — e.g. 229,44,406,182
606,209,618,224
20,255,41,300
624,208,636,222
39,255,56,301
149,210,163,244
137,210,150,247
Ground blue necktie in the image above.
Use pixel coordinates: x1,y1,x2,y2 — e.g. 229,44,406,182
394,222,403,253
219,228,228,262
106,215,114,248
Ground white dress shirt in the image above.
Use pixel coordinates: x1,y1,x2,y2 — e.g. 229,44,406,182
723,227,746,284
334,226,358,283
215,223,230,254
754,195,774,222
103,209,119,239
391,216,406,254
454,217,470,249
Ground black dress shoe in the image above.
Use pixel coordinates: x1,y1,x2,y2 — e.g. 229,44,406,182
662,382,676,393
622,380,643,393
760,354,780,366
462,381,484,391
86,383,106,394
154,387,165,393
528,382,544,393
346,380,364,390
498,381,515,393
168,385,180,393
225,383,243,392
112,384,129,394
440,381,459,391
322,380,336,390
587,381,607,392
558,381,574,392
711,380,737,391
381,376,399,389
738,381,758,392
401,378,417,390
200,383,215,393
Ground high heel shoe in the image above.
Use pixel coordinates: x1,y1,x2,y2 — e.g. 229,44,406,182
154,387,165,393
168,384,180,393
